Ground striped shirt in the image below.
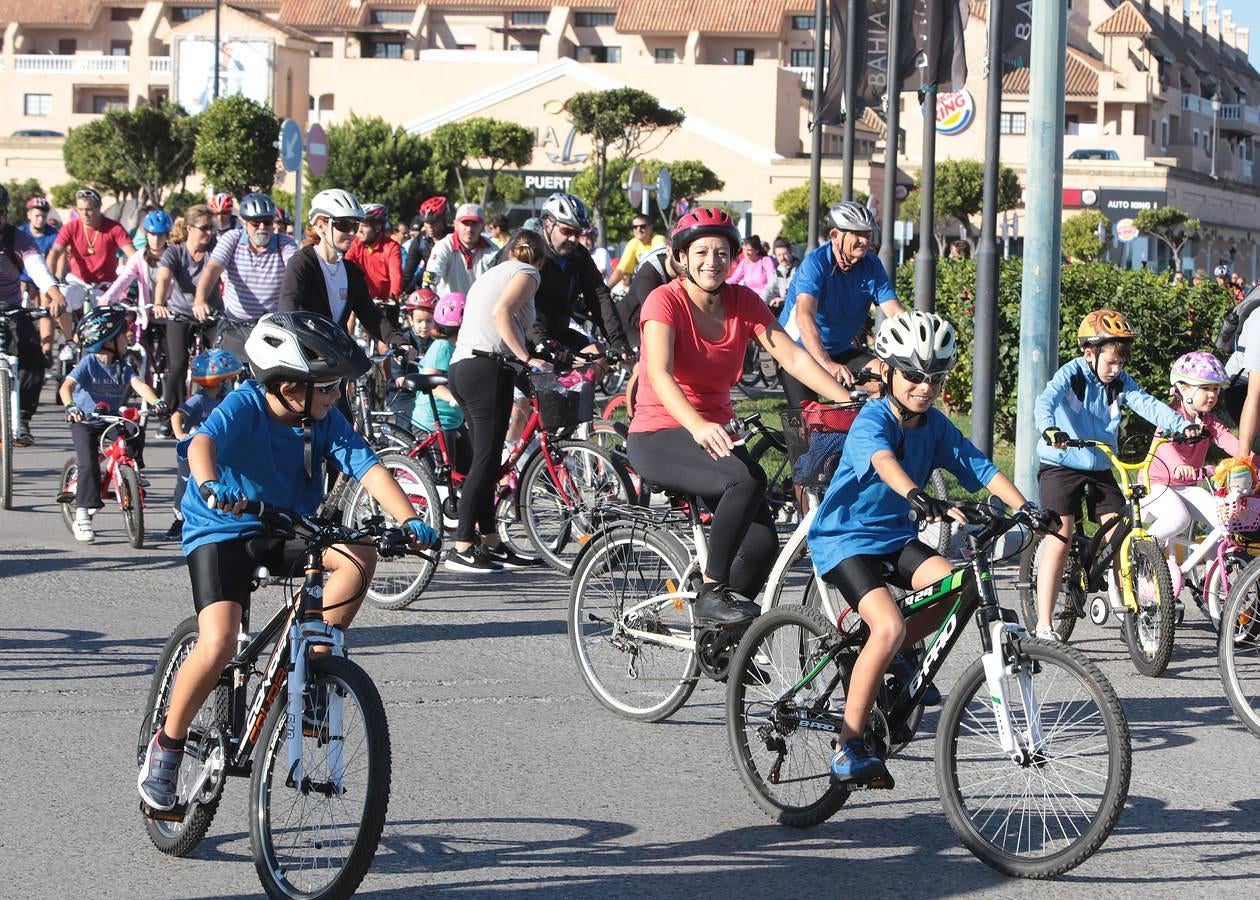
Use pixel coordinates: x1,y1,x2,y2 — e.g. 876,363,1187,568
210,229,298,321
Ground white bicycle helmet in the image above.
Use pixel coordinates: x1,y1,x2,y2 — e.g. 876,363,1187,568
829,200,877,233
540,192,591,230
245,312,372,384
875,311,958,376
308,188,365,225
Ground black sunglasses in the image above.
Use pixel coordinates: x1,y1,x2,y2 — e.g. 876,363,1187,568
632,224,649,231
246,217,275,227
331,218,360,233
312,379,343,395
898,369,948,386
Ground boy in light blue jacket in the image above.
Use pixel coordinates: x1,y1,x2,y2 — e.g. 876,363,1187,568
1032,309,1193,639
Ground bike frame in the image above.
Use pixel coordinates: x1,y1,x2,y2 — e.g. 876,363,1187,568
92,413,146,509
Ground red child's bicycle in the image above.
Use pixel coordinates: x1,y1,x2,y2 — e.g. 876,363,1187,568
56,406,149,548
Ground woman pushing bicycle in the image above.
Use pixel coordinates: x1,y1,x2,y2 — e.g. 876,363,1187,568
137,311,437,812
627,207,850,625
807,310,1055,784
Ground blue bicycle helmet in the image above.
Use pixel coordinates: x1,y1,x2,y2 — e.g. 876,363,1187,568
191,348,243,386
143,209,173,234
77,306,129,353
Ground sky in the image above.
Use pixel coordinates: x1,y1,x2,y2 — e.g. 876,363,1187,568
1225,4,1260,70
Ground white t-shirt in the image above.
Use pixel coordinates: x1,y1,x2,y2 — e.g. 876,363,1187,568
318,255,349,324
451,260,540,364
591,246,611,280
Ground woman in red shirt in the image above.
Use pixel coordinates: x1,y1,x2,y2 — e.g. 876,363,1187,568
628,208,850,624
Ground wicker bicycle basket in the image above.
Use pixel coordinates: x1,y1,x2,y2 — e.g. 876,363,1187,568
780,402,863,490
530,369,596,432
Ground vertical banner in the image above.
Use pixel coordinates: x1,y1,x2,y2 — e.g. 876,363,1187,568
857,0,923,109
817,0,860,124
923,0,969,90
998,0,1034,74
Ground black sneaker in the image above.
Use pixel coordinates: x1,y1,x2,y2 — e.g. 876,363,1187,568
164,519,183,540
692,582,759,625
444,546,502,574
483,545,539,569
155,422,173,439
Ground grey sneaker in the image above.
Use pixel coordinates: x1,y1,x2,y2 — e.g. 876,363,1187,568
138,731,183,811
14,423,33,447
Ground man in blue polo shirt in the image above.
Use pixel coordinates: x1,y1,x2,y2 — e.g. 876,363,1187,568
778,201,905,407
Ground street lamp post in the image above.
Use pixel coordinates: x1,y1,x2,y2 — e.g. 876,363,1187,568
1211,92,1221,179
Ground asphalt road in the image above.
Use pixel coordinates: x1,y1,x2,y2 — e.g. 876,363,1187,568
1,410,1258,899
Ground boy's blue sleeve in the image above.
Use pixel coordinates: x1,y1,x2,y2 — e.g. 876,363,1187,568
1035,361,1073,432
67,357,91,385
323,409,380,480
1120,374,1189,432
843,406,900,481
935,416,999,493
421,340,453,371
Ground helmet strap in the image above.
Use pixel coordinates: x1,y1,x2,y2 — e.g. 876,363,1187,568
883,369,926,426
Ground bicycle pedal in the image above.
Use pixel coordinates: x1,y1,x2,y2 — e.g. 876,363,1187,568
865,771,895,790
55,491,73,504
140,800,188,822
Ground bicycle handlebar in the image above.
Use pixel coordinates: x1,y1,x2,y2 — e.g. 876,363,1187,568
907,499,1066,544
0,307,49,321
1063,430,1205,449
215,501,438,558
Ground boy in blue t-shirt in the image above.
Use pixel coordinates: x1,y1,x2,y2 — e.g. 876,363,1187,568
1032,309,1193,639
58,307,166,543
138,312,437,813
809,312,1054,785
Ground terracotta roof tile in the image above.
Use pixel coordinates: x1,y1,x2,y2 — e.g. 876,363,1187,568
618,1,788,35
279,0,366,28
0,0,98,27
1096,0,1153,36
424,0,616,9
1003,47,1099,97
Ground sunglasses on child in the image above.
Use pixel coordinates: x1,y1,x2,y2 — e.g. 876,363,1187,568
897,369,948,386
312,379,343,395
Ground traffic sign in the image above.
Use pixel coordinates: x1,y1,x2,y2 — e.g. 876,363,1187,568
656,168,672,211
307,123,329,177
279,119,303,173
626,165,644,209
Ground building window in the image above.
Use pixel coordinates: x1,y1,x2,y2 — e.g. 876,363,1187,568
510,11,548,26
790,48,814,67
999,112,1026,135
110,7,142,20
511,43,540,52
93,95,128,114
654,47,677,63
1161,119,1168,147
24,93,52,116
315,42,334,58
576,45,621,63
792,15,816,30
110,40,130,57
58,38,77,55
366,39,404,59
575,12,616,27
734,48,755,65
372,10,412,25
171,7,211,22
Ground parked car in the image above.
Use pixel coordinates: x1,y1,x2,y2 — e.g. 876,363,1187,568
1068,148,1120,160
11,129,65,138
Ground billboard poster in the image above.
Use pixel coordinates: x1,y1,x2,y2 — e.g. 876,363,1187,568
174,36,274,115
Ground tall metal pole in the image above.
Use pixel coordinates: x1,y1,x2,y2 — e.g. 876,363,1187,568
807,0,827,248
841,0,859,201
213,0,222,100
1014,0,1069,500
971,0,1005,457
914,84,938,312
879,0,904,279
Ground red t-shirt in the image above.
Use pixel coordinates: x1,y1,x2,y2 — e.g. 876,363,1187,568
345,235,402,300
631,280,776,433
53,216,131,284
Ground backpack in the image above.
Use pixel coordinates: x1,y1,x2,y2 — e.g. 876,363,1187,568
1216,284,1260,355
0,223,21,272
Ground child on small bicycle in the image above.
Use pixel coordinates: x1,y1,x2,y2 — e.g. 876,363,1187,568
401,288,436,356
58,306,166,543
138,311,438,812
165,348,243,538
410,292,470,472
808,311,1053,784
1034,310,1193,639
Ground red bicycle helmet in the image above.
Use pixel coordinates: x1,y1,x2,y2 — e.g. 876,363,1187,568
209,192,234,214
670,207,740,256
405,288,438,312
26,196,51,212
362,202,388,224
418,196,449,221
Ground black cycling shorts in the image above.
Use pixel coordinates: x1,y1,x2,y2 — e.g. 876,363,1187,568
1037,464,1124,522
820,539,938,608
187,536,305,613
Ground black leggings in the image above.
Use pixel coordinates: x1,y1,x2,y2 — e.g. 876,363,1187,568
71,420,145,509
449,355,515,543
6,314,46,424
161,319,194,410
780,347,873,408
627,427,777,597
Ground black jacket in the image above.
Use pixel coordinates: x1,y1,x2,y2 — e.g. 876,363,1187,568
527,241,629,354
401,234,437,292
279,245,398,345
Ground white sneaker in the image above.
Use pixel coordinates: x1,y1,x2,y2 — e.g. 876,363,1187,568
1034,626,1062,642
73,508,95,543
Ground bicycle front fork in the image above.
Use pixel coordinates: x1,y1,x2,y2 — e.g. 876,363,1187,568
981,621,1048,764
285,617,347,790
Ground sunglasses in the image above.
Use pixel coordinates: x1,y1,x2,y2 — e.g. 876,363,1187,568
555,224,580,238
898,369,948,386
187,222,213,232
331,218,360,233
246,217,275,227
632,224,649,231
312,379,343,395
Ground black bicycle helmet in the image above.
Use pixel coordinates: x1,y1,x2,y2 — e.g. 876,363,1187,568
77,306,129,353
245,312,371,384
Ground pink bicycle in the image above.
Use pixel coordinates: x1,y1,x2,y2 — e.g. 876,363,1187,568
56,406,149,548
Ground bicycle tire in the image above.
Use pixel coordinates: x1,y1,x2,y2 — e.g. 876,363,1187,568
1016,533,1082,643
1119,537,1176,677
0,367,12,510
249,654,390,900
748,430,796,530
585,419,649,507
935,638,1131,878
58,458,78,533
495,492,538,561
342,453,440,609
139,615,231,857
726,605,850,827
739,343,762,388
1218,556,1260,737
521,440,635,574
120,464,145,549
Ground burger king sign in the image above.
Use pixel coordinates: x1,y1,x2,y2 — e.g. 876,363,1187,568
936,89,976,136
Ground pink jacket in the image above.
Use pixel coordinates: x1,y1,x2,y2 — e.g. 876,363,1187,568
1150,407,1240,486
728,255,776,297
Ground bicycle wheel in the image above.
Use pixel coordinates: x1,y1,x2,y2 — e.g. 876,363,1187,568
1218,557,1260,737
568,526,699,721
1119,537,1176,677
138,615,231,857
920,470,953,557
0,367,12,510
727,605,851,827
120,464,145,549
342,453,440,610
739,343,762,387
249,654,390,900
1202,550,1248,634
935,638,1130,878
58,458,78,533
1016,533,1082,643
521,440,635,574
748,430,796,529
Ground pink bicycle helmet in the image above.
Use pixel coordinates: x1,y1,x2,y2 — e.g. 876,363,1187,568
1170,351,1228,386
434,292,466,329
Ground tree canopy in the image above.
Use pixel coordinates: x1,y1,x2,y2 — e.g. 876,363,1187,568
428,117,534,207
571,158,723,243
771,182,869,247
193,94,280,197
899,159,1021,252
1061,211,1111,263
307,114,434,223
1133,206,1200,264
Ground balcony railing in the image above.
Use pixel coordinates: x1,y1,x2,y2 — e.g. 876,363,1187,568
149,56,171,75
416,49,537,64
1220,103,1242,121
786,66,816,91
14,54,130,74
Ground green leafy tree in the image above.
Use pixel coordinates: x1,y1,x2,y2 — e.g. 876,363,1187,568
772,182,870,247
63,118,137,201
571,158,723,243
1133,206,1200,267
566,88,685,241
194,95,281,196
463,173,532,212
164,189,204,217
50,181,90,210
307,114,433,223
1061,211,1111,263
428,117,534,206
2,178,45,212
899,159,1021,253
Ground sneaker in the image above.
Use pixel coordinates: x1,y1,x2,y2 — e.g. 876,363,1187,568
444,546,501,574
890,651,941,706
138,731,183,811
164,519,183,540
1034,626,1063,642
483,545,539,569
14,423,33,447
73,508,95,543
138,473,151,488
830,738,887,784
692,582,759,625
155,422,173,439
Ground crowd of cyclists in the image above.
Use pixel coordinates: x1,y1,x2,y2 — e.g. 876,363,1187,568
3,179,1258,838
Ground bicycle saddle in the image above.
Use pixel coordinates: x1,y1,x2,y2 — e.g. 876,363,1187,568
401,373,449,393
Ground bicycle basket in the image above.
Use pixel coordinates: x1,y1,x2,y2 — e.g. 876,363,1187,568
530,369,596,431
780,402,863,490
1216,489,1260,537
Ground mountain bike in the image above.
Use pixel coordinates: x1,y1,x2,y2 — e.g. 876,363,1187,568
1217,551,1260,738
1016,435,1195,676
727,502,1131,878
138,504,433,899
55,407,150,547
1,306,48,509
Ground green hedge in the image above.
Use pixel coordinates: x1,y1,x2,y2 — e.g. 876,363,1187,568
894,260,1235,443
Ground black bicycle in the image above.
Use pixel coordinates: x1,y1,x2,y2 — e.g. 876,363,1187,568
138,504,437,899
727,502,1131,878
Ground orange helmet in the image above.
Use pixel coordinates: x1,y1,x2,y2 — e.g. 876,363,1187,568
1077,309,1137,348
